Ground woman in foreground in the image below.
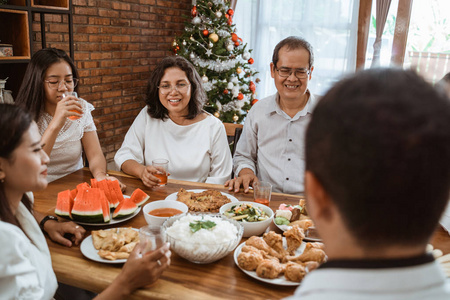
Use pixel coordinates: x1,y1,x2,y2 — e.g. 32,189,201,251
0,104,170,299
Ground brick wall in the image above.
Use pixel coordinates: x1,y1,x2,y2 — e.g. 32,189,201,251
32,0,191,167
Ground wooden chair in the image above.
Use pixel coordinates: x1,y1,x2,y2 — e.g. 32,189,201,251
224,123,243,179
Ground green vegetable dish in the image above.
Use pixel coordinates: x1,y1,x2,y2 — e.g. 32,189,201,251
224,203,269,222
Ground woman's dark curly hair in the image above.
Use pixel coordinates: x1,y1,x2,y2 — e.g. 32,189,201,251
146,56,206,120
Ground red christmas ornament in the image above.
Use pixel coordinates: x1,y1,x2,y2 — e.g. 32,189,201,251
231,33,238,42
227,17,233,25
237,93,244,100
234,41,240,47
191,5,197,17
248,58,254,64
227,9,234,16
225,13,229,19
251,99,259,106
223,89,229,94
202,29,209,36
249,81,256,93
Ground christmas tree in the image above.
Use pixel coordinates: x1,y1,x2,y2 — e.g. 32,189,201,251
172,0,259,123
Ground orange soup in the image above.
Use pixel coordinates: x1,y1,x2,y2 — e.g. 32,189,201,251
149,208,183,217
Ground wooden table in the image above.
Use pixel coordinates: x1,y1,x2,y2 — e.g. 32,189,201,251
33,168,450,300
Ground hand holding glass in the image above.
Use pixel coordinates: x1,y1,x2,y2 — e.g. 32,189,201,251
139,225,165,254
152,159,169,186
62,91,82,120
253,181,272,206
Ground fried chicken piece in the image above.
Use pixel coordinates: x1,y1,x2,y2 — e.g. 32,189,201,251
118,227,139,244
283,225,305,255
285,248,327,264
242,245,265,255
98,250,130,261
263,231,288,257
290,219,314,232
92,229,110,250
305,242,325,251
176,188,230,212
246,236,283,259
255,259,284,279
237,250,264,271
302,261,320,272
284,262,306,282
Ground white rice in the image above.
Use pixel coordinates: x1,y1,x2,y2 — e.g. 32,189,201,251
165,214,239,262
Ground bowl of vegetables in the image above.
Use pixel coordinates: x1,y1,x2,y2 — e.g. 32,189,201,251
220,202,273,237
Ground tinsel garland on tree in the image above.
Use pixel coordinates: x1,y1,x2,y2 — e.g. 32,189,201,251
172,0,259,123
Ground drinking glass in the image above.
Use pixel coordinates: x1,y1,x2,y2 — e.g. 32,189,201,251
152,159,169,186
253,181,272,206
62,91,83,120
139,225,165,254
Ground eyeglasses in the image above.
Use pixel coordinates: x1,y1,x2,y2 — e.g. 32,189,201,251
44,78,79,90
158,83,191,95
275,67,310,79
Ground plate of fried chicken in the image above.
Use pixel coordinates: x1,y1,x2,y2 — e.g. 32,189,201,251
165,188,239,212
234,226,327,285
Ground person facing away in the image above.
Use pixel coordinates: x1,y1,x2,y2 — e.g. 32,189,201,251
286,68,450,299
0,104,171,300
225,36,317,195
15,48,125,190
114,56,232,187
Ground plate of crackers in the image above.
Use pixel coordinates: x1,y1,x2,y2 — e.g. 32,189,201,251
80,227,139,264
165,189,239,212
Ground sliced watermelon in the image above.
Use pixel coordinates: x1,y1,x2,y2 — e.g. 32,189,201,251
106,179,122,208
112,197,138,219
70,188,78,200
99,190,111,223
77,182,90,192
129,188,149,207
55,189,74,219
71,188,104,223
90,178,98,188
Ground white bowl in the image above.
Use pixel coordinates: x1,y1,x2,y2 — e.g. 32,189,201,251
219,201,274,237
143,200,188,226
162,213,243,264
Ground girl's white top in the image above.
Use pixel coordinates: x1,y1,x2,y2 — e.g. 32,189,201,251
37,99,96,182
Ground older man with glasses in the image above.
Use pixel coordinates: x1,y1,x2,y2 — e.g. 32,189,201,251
225,36,316,195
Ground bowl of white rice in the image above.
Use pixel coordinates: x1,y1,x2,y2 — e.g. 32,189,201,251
162,213,243,264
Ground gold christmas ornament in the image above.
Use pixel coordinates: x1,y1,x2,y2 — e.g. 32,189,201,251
209,33,219,43
214,111,220,118
236,67,243,74
172,40,178,47
232,114,239,122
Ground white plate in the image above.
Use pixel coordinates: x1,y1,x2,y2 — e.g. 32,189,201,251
273,220,322,242
72,195,141,226
234,238,306,286
80,228,138,264
164,189,240,203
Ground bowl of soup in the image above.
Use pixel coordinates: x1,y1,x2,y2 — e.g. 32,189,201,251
143,200,188,226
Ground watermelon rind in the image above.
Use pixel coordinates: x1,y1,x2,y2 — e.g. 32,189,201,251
112,198,138,219
129,188,149,207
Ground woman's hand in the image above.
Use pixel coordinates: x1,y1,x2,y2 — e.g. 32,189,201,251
52,94,83,127
96,243,171,299
140,166,166,188
44,220,86,247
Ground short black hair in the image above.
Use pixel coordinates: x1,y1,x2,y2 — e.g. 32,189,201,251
146,56,206,120
272,36,314,69
305,68,450,248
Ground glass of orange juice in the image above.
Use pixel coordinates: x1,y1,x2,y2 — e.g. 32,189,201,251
152,158,169,186
62,91,83,120
253,181,272,206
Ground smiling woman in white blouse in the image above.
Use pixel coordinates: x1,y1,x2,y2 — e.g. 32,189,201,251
115,56,232,187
